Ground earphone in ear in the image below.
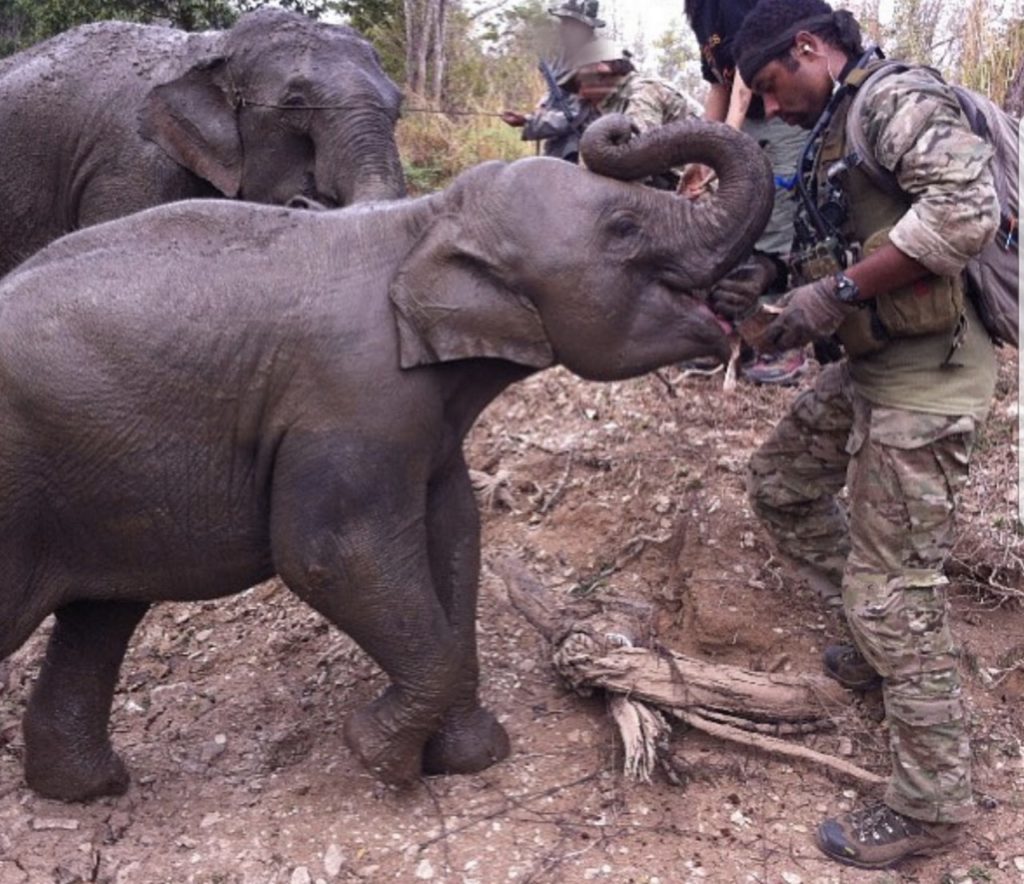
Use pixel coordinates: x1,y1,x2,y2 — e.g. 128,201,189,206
801,43,813,53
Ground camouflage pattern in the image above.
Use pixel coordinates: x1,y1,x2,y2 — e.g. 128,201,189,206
599,72,697,135
521,94,600,160
749,363,975,823
854,67,999,278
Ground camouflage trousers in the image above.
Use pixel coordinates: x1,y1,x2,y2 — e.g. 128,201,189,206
748,362,976,823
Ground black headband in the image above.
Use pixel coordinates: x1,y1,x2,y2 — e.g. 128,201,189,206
737,12,838,84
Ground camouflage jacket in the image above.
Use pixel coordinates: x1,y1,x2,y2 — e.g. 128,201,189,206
850,66,999,278
598,72,697,135
521,93,601,159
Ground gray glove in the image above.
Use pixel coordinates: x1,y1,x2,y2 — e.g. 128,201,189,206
708,255,779,320
753,275,852,353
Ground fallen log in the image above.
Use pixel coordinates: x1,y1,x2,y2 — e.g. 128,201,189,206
494,557,885,787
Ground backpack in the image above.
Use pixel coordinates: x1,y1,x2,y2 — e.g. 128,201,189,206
845,60,1020,347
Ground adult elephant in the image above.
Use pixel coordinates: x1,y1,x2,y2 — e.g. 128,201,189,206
0,8,405,276
0,116,771,801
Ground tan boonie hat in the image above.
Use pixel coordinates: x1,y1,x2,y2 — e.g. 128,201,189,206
548,0,606,29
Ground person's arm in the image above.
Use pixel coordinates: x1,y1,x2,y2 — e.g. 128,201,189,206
723,71,752,130
864,69,1000,283
753,71,1001,352
704,81,730,123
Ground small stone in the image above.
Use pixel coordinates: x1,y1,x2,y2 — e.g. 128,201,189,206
781,873,802,884
199,813,220,829
31,817,80,831
414,859,435,879
291,867,311,884
729,809,751,828
323,843,344,878
1013,856,1024,872
355,866,380,879
837,737,854,757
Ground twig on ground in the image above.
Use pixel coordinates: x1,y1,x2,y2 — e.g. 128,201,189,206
539,451,575,515
420,777,453,875
415,771,601,851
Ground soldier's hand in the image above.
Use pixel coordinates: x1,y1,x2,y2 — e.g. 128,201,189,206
501,111,528,127
753,276,851,353
708,255,779,320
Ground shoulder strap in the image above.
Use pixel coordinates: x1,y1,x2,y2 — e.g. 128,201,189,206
844,60,914,200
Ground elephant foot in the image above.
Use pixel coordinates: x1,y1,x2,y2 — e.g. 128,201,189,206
23,729,130,802
344,704,423,786
422,705,510,776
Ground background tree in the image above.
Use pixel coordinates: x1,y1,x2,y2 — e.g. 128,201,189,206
0,0,339,55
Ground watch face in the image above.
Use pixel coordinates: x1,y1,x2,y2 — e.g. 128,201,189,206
835,274,859,302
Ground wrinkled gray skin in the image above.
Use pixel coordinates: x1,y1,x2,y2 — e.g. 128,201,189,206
0,116,771,801
0,7,405,276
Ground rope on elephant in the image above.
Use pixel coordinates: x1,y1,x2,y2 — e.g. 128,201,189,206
492,556,887,788
233,97,506,118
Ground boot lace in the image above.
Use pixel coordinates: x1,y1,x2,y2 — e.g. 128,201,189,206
849,803,921,845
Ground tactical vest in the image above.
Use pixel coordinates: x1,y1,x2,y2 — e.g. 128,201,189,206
805,64,964,358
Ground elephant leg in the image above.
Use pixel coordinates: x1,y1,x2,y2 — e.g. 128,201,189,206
273,472,467,786
421,456,509,776
23,599,149,801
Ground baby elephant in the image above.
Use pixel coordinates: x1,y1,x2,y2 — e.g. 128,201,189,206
0,116,771,801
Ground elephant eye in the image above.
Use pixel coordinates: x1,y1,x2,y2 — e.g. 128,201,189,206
607,213,641,239
281,93,307,108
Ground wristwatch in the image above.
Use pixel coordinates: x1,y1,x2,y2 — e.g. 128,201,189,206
833,271,861,303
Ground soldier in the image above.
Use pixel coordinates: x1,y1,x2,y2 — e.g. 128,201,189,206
562,40,699,188
717,0,1001,870
501,1,606,163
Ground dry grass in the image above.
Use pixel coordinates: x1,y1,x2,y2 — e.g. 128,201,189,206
397,105,533,194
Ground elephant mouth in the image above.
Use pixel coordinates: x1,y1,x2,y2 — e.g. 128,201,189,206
693,300,735,336
656,270,733,337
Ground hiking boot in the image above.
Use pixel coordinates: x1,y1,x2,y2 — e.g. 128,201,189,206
817,802,962,869
743,348,807,386
823,644,882,691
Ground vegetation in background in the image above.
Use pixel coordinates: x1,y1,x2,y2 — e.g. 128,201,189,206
0,0,1021,188
0,0,338,54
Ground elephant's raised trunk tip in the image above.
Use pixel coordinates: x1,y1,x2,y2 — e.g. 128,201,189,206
580,115,775,286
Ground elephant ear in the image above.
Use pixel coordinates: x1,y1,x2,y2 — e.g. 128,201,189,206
138,57,243,197
389,216,555,370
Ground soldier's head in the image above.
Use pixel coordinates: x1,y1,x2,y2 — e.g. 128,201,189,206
561,38,633,102
550,0,606,55
734,0,865,129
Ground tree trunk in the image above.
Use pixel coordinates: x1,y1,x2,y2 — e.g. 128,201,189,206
1005,59,1024,117
403,0,448,100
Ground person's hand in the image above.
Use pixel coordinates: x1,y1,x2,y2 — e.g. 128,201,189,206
679,163,715,198
708,255,779,320
752,275,851,353
501,111,528,127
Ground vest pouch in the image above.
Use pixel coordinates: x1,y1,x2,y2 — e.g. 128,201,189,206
866,229,964,338
836,303,888,358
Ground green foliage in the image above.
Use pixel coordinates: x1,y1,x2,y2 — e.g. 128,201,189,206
336,0,404,81
0,0,341,56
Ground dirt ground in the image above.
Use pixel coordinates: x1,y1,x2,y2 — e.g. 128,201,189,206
1,353,1022,884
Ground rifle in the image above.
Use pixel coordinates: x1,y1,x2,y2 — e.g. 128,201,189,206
537,58,582,131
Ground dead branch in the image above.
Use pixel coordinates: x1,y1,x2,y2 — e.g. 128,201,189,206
495,558,882,788
673,708,885,786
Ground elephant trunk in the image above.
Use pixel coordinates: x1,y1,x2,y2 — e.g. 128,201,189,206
314,106,407,205
580,115,774,288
